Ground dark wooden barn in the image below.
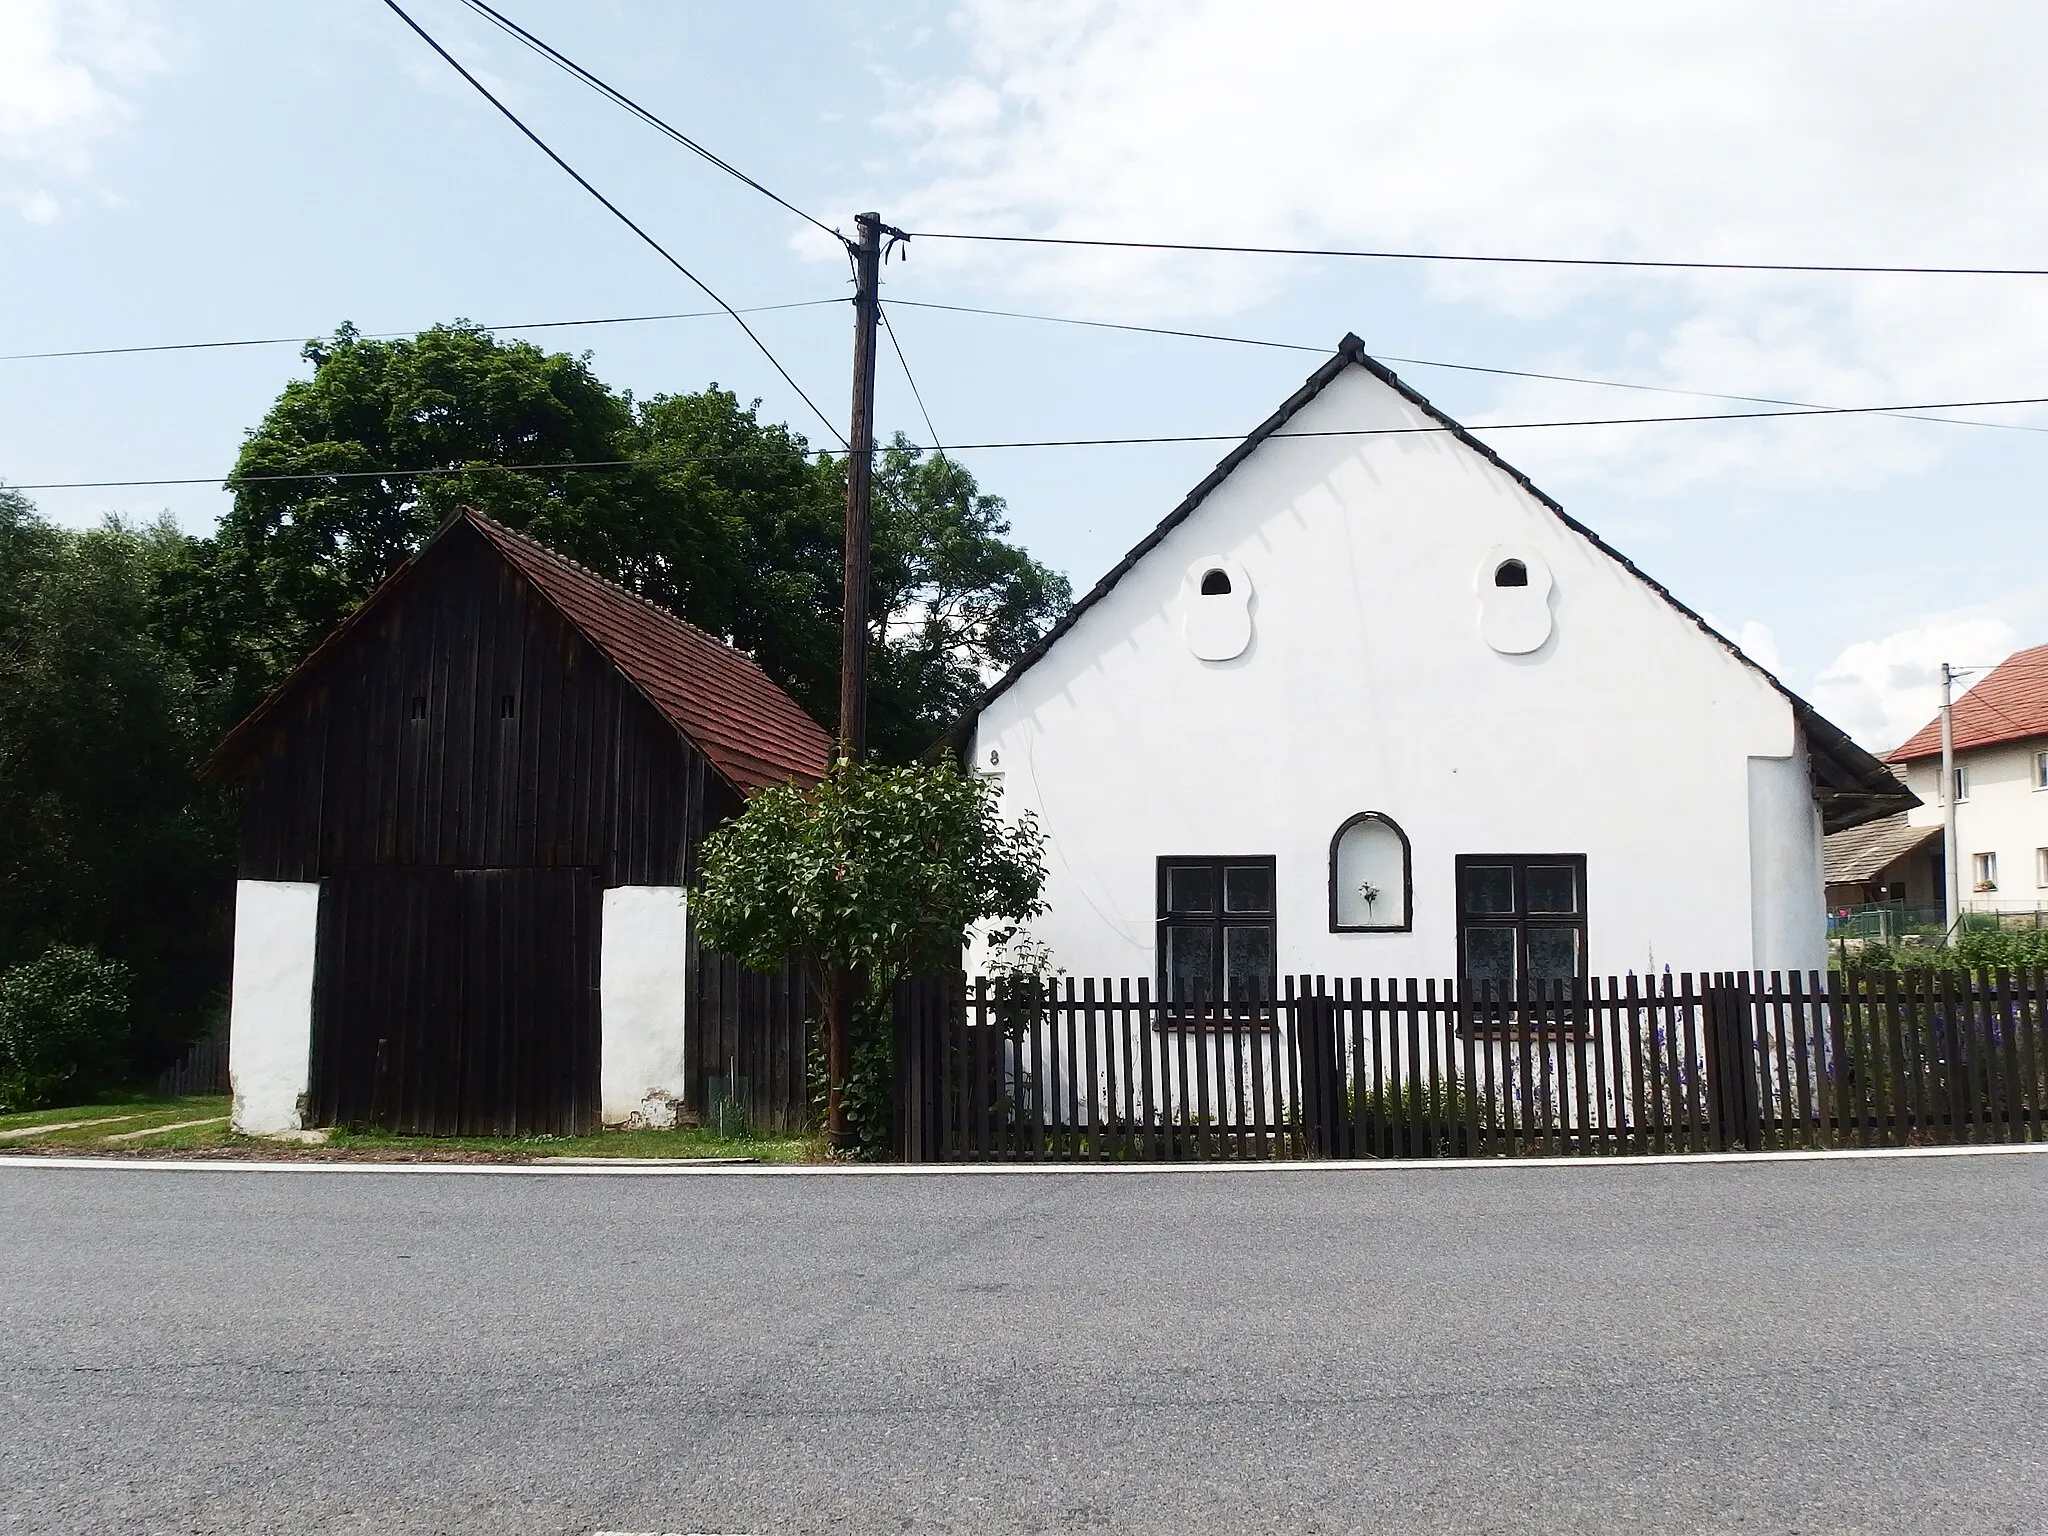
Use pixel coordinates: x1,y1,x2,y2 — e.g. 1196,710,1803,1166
208,508,830,1139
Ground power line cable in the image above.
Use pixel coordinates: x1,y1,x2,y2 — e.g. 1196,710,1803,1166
903,392,2048,450
883,296,2048,435
0,298,848,363
906,229,2048,280
878,304,948,463
21,389,2048,491
453,0,842,244
18,289,2042,436
378,0,846,447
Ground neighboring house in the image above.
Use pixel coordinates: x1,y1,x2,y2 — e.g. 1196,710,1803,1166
1822,811,1940,912
205,509,831,1137
1870,642,2048,914
945,335,1913,997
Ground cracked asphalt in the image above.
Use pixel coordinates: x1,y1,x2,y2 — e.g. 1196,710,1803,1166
3,1153,2045,1534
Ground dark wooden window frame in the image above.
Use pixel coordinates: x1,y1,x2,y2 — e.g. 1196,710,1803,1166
1454,853,1589,1003
1156,854,1277,1022
1328,811,1413,933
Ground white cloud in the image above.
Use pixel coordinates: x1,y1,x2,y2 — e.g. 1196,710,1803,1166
1811,619,2019,752
876,0,2048,494
1735,621,1781,675
0,0,166,221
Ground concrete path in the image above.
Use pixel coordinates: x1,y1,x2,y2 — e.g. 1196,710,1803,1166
99,1116,228,1143
0,1114,141,1140
3,1153,2044,1534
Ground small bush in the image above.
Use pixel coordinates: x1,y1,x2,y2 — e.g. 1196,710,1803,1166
1848,928,2048,974
0,945,132,1112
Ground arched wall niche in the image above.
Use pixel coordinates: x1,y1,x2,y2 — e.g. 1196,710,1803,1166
1329,812,1412,932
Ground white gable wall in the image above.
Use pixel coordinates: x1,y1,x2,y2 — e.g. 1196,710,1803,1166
970,363,1823,984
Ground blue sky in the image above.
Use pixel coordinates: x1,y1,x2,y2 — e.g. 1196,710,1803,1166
5,0,2046,749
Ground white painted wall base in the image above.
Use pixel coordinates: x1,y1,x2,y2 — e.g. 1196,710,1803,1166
599,886,690,1128
227,880,322,1136
1749,746,1827,976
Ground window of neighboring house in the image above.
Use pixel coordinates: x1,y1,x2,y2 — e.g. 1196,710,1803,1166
1157,857,1276,1011
2035,750,2048,790
2037,848,2048,889
1455,855,1588,1001
1953,765,1969,802
1972,852,1998,892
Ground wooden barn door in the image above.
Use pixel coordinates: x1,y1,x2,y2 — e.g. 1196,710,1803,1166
310,867,599,1135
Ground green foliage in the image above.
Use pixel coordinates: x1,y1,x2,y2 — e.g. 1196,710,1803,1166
0,945,133,1112
865,436,1072,760
0,330,1064,1103
0,494,234,1067
190,323,643,715
1848,927,2048,974
194,328,1068,759
693,757,1048,985
693,758,1048,1154
1351,1072,1478,1158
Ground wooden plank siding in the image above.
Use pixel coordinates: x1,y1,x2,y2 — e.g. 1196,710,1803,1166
215,519,821,1136
233,527,724,886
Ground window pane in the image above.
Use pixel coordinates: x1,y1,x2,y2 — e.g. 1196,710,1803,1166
1163,924,1215,1002
1527,864,1578,915
1462,865,1515,915
1463,925,1517,996
1223,864,1274,914
1166,865,1215,915
1527,926,1581,988
1224,924,1275,1004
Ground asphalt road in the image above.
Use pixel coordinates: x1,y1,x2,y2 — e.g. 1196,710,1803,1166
4,1154,2046,1536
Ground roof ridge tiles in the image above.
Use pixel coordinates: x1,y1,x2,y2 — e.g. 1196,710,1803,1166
460,508,752,659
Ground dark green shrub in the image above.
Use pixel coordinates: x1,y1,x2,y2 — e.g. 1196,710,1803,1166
0,945,132,1112
1846,928,2048,974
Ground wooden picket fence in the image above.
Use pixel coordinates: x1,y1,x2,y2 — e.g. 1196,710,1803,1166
155,1033,229,1098
893,970,2048,1163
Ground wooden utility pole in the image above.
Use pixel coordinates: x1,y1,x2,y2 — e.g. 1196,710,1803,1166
827,211,885,1149
838,212,883,758
1940,661,1960,938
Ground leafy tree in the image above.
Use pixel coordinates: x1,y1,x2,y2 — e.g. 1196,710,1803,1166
0,944,133,1112
866,435,1072,759
191,322,645,714
691,758,1048,1152
193,325,1068,756
0,493,233,1073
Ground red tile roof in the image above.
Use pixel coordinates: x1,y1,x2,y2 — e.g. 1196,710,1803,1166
206,509,832,795
1888,642,2048,762
464,512,832,792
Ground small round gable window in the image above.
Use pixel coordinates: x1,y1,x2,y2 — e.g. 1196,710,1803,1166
1182,556,1252,661
1476,546,1554,655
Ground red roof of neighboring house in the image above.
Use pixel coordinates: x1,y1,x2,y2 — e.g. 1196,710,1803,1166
1888,642,2048,763
207,509,832,795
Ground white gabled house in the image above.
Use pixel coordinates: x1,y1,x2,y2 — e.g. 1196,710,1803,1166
946,336,1914,998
